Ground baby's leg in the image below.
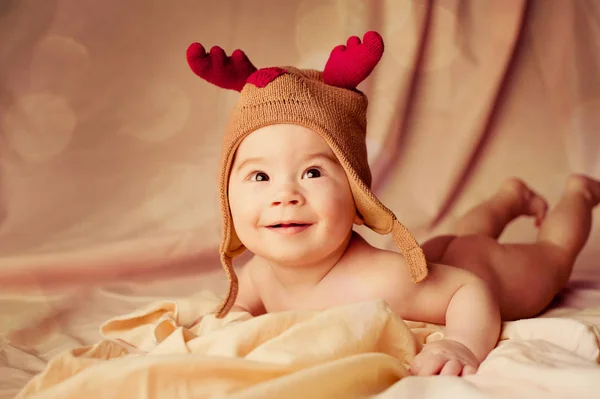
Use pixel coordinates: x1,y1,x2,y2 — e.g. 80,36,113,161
438,175,600,320
536,175,600,275
421,178,547,262
453,178,548,238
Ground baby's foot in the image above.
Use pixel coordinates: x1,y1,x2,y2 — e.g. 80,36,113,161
497,178,548,227
565,174,600,207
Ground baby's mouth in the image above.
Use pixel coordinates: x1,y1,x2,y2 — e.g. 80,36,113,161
269,223,309,228
266,222,313,235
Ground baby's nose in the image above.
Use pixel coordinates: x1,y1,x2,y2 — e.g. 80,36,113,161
271,186,304,206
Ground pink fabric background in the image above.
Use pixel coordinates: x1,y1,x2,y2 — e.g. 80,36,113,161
0,0,598,299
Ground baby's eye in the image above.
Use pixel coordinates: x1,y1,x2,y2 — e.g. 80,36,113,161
303,168,321,179
251,172,269,182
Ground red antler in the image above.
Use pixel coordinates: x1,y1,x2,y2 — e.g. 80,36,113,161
323,31,384,90
186,43,257,92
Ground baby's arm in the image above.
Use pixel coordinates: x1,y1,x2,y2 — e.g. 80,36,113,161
407,264,501,375
368,253,501,376
230,256,266,316
442,276,501,361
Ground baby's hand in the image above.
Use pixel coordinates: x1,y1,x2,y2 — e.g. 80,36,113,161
410,339,479,376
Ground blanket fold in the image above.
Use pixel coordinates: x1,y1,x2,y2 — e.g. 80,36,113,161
16,291,444,399
12,290,600,399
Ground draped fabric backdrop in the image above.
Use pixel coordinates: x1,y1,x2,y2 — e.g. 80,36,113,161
0,0,599,293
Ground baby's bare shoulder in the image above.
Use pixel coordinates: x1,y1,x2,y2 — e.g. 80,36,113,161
336,234,414,297
341,233,411,278
343,241,413,288
339,234,482,322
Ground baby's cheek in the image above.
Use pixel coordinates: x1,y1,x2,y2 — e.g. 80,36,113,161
230,193,261,223
317,185,356,219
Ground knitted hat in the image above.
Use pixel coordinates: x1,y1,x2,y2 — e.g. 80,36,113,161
187,31,428,318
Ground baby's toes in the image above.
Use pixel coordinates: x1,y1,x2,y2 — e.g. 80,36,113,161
529,195,548,226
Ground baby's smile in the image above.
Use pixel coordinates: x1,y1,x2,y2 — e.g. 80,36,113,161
266,221,313,235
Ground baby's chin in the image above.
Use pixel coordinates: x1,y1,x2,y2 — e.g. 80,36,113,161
243,229,354,267
252,248,330,268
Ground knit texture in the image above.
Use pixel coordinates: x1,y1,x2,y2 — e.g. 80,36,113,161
323,34,385,89
187,44,257,91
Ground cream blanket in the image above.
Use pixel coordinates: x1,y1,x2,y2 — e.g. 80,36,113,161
15,291,600,399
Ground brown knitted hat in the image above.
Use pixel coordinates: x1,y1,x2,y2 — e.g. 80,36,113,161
187,31,428,318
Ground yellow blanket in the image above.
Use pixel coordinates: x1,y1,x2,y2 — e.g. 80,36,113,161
16,291,445,399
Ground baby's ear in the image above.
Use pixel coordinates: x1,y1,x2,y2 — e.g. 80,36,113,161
354,211,365,226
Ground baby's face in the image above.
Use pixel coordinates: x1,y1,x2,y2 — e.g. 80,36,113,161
228,124,360,266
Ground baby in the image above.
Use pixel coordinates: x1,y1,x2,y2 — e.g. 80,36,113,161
187,31,600,377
